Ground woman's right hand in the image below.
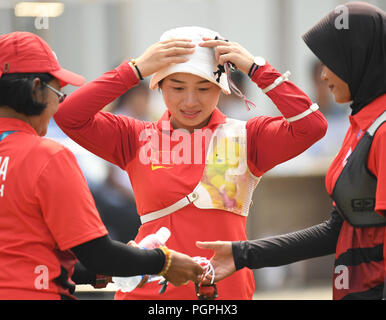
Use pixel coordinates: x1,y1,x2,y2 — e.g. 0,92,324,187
196,240,236,283
163,249,204,287
133,39,195,78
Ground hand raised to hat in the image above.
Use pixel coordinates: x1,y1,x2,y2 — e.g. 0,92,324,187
199,38,254,75
132,39,196,79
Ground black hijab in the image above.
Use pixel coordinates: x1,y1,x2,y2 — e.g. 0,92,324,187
302,2,386,115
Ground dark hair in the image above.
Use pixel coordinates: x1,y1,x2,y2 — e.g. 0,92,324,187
158,79,164,90
0,73,55,116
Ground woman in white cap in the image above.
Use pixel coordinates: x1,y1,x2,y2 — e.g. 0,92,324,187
54,26,328,300
0,31,203,300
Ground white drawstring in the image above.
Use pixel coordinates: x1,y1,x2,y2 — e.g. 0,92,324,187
193,256,215,285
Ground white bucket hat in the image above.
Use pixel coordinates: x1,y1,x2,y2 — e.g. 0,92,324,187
149,26,231,95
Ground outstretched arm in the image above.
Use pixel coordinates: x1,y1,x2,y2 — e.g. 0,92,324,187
72,235,204,287
197,209,343,282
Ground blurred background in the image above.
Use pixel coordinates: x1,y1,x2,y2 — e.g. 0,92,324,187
1,0,385,300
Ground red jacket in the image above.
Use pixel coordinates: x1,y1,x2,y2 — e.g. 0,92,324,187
54,61,327,299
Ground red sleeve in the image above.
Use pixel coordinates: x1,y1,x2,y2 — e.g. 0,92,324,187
35,148,108,251
54,61,143,169
367,125,386,215
246,62,328,176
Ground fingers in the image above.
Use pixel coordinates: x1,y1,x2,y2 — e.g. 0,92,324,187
159,40,195,64
161,39,196,58
136,38,196,78
127,240,139,248
164,250,205,287
162,40,196,49
200,273,213,285
214,46,232,64
161,39,195,59
189,261,205,283
199,39,234,67
196,241,221,250
160,38,193,45
199,38,253,74
199,39,231,48
196,241,213,249
218,54,234,67
186,261,204,285
163,46,195,58
195,262,205,275
165,56,190,65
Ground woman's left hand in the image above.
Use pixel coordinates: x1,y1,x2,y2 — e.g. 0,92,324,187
199,38,254,75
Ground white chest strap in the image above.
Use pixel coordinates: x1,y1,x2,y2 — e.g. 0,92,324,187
140,191,199,224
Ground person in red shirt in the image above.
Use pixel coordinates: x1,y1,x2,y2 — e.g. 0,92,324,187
0,31,203,300
54,26,327,299
198,2,386,300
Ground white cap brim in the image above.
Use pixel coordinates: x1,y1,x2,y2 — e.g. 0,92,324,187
150,61,230,94
149,26,231,95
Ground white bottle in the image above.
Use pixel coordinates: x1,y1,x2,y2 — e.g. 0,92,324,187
112,227,171,292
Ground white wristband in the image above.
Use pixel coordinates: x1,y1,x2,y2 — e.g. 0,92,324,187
286,103,320,123
262,71,291,94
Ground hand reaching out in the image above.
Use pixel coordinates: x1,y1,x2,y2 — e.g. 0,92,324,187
163,249,205,287
127,239,206,289
196,240,236,283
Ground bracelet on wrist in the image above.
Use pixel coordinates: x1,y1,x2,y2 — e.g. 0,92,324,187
158,246,172,277
248,63,260,78
130,59,144,80
93,274,109,289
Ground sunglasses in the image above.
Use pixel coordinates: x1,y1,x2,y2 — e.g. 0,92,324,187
44,83,67,103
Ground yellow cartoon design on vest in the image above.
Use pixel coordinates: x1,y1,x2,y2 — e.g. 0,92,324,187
202,137,242,210
139,119,261,224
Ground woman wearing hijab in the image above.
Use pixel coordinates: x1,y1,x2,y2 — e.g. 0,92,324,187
0,31,204,300
198,2,386,300
54,26,327,299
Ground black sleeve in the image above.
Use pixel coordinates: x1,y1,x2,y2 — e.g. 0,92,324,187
232,208,343,270
71,235,165,278
71,262,99,285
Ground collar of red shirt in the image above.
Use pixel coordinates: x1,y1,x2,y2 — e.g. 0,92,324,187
0,117,37,135
156,107,227,133
349,94,386,131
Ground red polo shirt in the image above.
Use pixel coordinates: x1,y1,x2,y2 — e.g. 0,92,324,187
325,94,386,299
0,118,107,299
